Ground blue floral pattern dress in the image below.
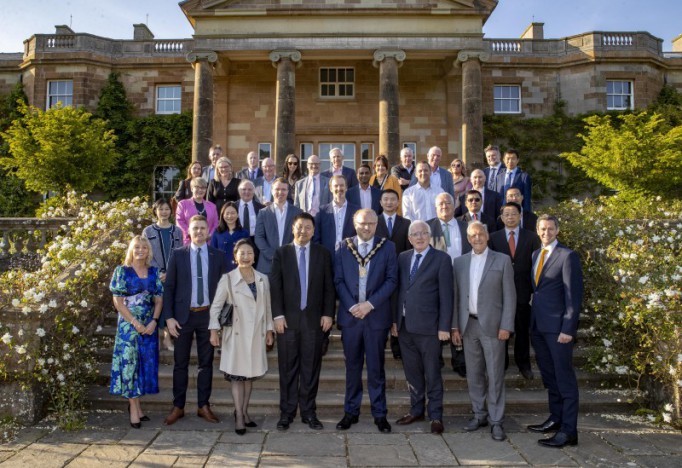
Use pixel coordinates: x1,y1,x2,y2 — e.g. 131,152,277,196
109,266,163,398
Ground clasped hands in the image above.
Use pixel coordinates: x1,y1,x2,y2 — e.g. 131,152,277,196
274,316,332,334
349,302,373,320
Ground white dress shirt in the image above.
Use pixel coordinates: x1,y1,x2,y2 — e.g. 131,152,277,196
274,202,289,247
468,247,489,316
359,186,373,210
306,175,321,215
442,219,463,260
533,239,558,279
430,167,443,190
402,184,444,221
238,199,257,236
333,201,348,250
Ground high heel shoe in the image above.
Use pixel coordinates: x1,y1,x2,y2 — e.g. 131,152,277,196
235,409,257,427
233,410,246,435
128,403,150,422
130,419,141,429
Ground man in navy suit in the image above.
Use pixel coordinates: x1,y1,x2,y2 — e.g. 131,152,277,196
483,145,505,193
270,213,336,431
321,147,358,188
334,209,398,433
254,178,302,274
162,215,228,425
236,151,263,181
392,220,453,434
347,164,382,214
528,214,583,448
492,149,532,212
313,175,359,257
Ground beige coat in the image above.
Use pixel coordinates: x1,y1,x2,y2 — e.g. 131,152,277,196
209,269,273,378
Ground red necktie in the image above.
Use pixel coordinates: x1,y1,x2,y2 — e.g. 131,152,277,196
472,213,478,221
508,231,516,258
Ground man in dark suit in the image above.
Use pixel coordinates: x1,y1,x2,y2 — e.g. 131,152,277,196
313,175,359,257
254,178,302,274
501,187,538,231
293,154,331,216
489,202,541,379
270,212,336,431
321,147,358,188
334,209,398,433
392,220,453,435
491,149,532,212
426,192,471,377
375,188,411,359
459,189,497,234
253,158,277,205
390,147,415,192
347,164,382,214
201,144,223,182
408,146,455,198
162,215,228,425
237,179,264,240
528,214,583,448
456,169,502,220
452,221,516,442
236,151,263,181
483,144,505,193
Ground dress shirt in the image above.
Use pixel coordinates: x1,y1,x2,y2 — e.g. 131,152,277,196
402,184,444,221
442,219,462,260
190,242,209,307
359,186,373,210
274,202,289,247
430,168,443,190
533,239,558,279
357,238,374,303
307,175,321,215
333,201,348,250
274,241,311,321
471,187,486,213
262,177,275,202
505,226,520,244
488,164,503,190
332,167,343,176
383,213,396,236
469,210,483,222
468,247,489,316
239,200,257,236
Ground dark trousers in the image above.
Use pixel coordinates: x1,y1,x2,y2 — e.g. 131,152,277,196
172,309,214,409
277,321,324,419
531,328,579,436
509,302,531,371
398,324,444,420
342,322,389,418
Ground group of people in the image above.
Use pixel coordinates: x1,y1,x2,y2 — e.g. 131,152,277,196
108,144,583,449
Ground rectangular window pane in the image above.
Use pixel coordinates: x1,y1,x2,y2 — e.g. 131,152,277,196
258,143,271,159
493,85,521,114
156,85,181,114
47,80,73,109
153,166,181,201
320,67,355,99
606,80,633,110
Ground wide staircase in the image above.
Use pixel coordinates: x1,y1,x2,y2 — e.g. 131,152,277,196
89,310,634,417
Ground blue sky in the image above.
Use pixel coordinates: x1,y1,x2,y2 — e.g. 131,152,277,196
0,0,680,53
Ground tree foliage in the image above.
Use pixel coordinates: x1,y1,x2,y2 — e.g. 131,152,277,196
561,112,682,199
0,103,117,193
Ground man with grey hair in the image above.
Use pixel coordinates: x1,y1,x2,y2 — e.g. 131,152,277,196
391,147,415,192
456,169,502,220
201,144,223,182
237,178,264,240
483,144,505,193
321,147,358,188
254,157,277,205
236,151,263,181
294,154,331,216
408,146,455,198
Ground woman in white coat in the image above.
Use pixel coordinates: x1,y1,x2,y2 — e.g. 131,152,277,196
209,238,274,434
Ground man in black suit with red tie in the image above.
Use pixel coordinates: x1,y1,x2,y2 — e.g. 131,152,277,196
270,212,336,431
489,202,541,380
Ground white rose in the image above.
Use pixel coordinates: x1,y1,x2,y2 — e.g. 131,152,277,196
15,345,26,354
1,333,12,344
11,299,20,307
36,328,46,337
80,300,88,308
71,326,80,335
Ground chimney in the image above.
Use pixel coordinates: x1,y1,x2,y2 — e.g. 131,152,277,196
54,25,75,35
521,22,544,40
133,23,154,41
673,34,682,52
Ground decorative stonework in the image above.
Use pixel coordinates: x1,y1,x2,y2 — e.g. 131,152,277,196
373,50,406,68
269,50,302,68
186,50,218,64
454,50,490,67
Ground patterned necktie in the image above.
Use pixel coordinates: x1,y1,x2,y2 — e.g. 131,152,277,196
489,168,497,191
535,248,548,285
299,246,307,310
243,202,250,234
442,222,451,247
504,171,512,195
196,247,204,305
410,253,422,282
508,230,516,258
472,213,478,221
387,216,393,238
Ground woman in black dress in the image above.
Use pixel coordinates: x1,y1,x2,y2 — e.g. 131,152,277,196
207,156,241,214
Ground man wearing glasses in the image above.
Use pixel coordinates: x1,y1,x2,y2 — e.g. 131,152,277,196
459,190,497,234
294,154,331,217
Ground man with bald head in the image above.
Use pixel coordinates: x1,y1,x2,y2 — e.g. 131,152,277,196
254,157,277,205
236,151,263,181
455,169,502,219
294,154,331,216
321,147,358,189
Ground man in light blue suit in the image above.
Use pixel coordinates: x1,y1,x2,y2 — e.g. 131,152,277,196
254,177,302,274
334,209,397,433
409,146,455,198
293,154,331,216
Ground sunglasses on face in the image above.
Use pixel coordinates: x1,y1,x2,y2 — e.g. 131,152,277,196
287,161,298,165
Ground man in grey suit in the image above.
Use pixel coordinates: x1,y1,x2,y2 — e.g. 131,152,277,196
236,151,263,181
254,178,302,274
253,158,277,205
293,154,331,216
392,220,453,434
452,221,516,441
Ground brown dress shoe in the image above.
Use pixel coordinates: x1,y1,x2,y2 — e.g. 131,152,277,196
197,405,220,423
163,407,185,426
430,420,445,434
395,413,425,425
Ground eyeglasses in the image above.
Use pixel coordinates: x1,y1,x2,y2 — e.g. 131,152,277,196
307,163,320,167
467,198,481,203
287,161,299,165
451,164,462,168
409,231,430,238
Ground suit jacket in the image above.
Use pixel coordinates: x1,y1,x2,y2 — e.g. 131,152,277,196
313,201,360,256
238,199,264,236
531,243,583,337
409,167,455,198
334,236,398,331
254,203,303,274
321,166,358,189
293,175,332,212
489,228,541,306
493,168,532,212
483,164,506,192
376,214,411,254
270,243,336,329
390,164,414,192
201,165,215,182
395,248,453,335
458,211,497,235
175,198,219,244
452,249,516,338
253,176,277,204
495,209,538,232
346,185,382,214
161,244,227,325
426,217,471,257
236,167,263,181
456,188,502,220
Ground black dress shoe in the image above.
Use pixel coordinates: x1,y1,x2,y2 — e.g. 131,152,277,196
336,413,359,430
130,421,141,429
520,368,534,380
453,367,467,378
395,413,425,425
375,417,391,433
245,421,258,428
527,418,561,433
321,337,330,357
302,416,324,430
276,417,291,430
538,432,578,448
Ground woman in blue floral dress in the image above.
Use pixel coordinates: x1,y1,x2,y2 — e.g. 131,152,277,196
109,236,163,428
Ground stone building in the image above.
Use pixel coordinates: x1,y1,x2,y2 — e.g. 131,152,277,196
1,0,681,199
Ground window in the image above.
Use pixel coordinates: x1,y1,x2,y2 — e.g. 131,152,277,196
47,80,73,109
494,85,521,114
607,80,633,110
361,143,374,167
258,143,271,160
153,166,181,201
403,142,417,158
318,143,356,172
156,85,181,114
320,67,354,98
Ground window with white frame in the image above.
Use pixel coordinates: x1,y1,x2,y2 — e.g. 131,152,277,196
494,85,521,114
320,68,354,98
47,80,73,109
156,85,181,114
318,143,356,172
361,143,374,167
607,80,633,110
300,143,314,173
153,165,181,201
258,143,272,160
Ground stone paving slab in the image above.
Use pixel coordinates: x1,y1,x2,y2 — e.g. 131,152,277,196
40,428,127,445
205,443,261,467
645,432,682,454
600,432,667,456
631,455,682,468
508,432,578,466
144,430,220,456
443,432,528,466
172,455,209,467
65,444,144,467
129,453,178,467
560,432,638,467
0,442,87,468
264,432,346,457
260,455,347,467
0,453,12,463
0,428,48,451
347,432,407,445
409,433,459,466
118,427,159,445
218,430,266,444
348,443,418,466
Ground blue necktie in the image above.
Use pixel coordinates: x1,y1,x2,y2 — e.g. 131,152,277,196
504,171,512,195
196,247,204,305
299,246,307,310
387,216,393,238
409,253,422,282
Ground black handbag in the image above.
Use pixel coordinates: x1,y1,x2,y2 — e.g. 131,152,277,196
218,274,235,327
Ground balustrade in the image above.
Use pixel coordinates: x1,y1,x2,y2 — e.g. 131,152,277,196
0,218,72,260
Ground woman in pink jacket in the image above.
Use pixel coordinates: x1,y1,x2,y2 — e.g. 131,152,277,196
175,177,219,244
